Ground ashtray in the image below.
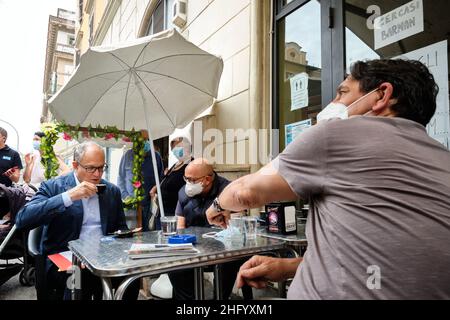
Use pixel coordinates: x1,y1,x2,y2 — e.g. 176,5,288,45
168,234,197,244
112,227,142,238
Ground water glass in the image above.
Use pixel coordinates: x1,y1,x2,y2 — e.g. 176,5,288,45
160,216,177,236
227,216,244,238
243,216,258,239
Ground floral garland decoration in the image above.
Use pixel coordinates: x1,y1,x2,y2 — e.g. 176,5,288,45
40,122,145,209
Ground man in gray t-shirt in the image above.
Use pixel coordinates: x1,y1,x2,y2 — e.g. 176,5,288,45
206,59,450,299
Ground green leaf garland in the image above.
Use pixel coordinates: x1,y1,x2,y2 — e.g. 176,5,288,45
41,122,145,209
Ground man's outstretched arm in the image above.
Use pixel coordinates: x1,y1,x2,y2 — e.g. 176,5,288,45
207,160,298,227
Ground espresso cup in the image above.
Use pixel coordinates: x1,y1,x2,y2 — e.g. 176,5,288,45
96,184,106,194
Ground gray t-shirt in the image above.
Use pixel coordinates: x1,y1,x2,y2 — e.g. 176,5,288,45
277,116,450,299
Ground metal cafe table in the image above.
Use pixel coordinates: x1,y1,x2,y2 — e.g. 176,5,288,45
68,227,286,300
258,229,308,256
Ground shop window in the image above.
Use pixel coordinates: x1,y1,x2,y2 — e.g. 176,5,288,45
275,0,323,150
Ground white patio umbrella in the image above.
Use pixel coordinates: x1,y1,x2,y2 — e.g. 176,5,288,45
48,29,223,218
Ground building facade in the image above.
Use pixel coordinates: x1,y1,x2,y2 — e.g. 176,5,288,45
41,8,77,162
42,9,76,123
73,0,449,190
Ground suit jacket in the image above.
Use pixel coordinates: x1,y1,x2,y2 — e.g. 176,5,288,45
15,172,128,256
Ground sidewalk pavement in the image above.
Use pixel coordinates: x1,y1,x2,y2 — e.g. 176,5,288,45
0,271,280,300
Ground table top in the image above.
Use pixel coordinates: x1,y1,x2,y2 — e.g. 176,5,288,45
68,227,286,278
258,228,308,245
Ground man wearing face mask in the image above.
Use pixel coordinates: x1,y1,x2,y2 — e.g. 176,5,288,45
23,132,70,188
168,158,253,300
206,59,450,299
117,134,164,231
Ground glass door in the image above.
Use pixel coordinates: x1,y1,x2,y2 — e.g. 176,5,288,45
274,0,324,151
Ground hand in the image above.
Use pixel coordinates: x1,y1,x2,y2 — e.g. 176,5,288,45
25,153,35,166
68,181,98,201
236,255,296,289
206,204,231,228
3,166,18,178
149,185,157,198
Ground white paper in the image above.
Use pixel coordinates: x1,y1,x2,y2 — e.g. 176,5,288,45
290,72,309,111
127,243,200,259
374,0,424,50
60,250,73,262
396,40,449,148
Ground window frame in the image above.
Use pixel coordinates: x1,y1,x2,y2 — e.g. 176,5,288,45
271,0,345,154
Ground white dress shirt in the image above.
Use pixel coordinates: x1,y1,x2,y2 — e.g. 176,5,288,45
62,173,103,241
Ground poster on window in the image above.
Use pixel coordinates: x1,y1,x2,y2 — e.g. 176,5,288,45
396,40,449,149
285,119,312,146
290,72,309,111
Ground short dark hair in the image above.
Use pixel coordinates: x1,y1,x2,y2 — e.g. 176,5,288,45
0,127,7,139
350,59,439,126
34,131,45,138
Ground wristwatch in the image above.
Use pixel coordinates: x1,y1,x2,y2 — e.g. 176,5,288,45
213,197,224,212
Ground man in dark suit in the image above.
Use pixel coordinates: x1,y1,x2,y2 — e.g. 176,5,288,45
16,141,139,300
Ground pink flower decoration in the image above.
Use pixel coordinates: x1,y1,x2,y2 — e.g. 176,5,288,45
133,181,142,188
122,136,131,142
104,133,115,140
63,132,72,141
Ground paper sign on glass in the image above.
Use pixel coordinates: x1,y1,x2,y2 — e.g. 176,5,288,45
374,0,424,50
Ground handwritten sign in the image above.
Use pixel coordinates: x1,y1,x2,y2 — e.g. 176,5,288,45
397,40,449,148
374,0,424,50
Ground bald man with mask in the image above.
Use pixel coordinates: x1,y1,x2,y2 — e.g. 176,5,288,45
168,158,252,300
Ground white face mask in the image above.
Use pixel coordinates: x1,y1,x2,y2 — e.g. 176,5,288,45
317,88,380,123
185,181,203,197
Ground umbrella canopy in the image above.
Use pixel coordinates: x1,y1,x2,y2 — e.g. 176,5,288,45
48,29,223,219
49,29,223,140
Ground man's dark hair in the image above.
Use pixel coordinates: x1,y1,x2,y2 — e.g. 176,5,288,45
350,59,439,126
0,127,7,139
34,131,45,138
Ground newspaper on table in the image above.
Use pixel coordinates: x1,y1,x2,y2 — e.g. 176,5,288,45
127,243,200,259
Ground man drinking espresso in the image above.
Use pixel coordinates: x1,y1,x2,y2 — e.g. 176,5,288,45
16,141,139,300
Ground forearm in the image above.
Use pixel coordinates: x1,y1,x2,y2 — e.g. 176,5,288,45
23,164,33,183
282,257,303,278
218,162,298,212
218,176,260,212
15,194,66,230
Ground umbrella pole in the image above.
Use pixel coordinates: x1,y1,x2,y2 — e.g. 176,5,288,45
147,131,166,218
136,203,143,229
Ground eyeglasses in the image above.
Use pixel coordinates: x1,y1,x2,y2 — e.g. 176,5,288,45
183,174,211,184
78,163,108,174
